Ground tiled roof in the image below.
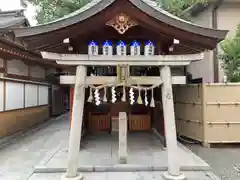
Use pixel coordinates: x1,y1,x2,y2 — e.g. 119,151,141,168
13,0,228,41
0,10,29,29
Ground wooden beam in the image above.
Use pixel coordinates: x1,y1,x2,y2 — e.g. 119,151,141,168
41,52,203,66
60,76,186,85
57,60,190,66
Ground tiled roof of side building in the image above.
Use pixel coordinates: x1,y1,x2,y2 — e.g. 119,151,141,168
0,9,29,29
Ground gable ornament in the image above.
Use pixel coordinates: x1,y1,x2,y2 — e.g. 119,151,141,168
106,13,138,34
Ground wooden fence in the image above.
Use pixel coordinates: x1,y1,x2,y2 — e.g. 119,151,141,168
174,83,240,145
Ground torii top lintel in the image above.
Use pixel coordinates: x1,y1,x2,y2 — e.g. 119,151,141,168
13,0,228,50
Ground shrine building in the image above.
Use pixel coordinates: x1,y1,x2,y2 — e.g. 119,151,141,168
12,0,228,180
0,10,66,138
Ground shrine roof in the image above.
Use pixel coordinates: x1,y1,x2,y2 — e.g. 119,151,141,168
13,0,227,40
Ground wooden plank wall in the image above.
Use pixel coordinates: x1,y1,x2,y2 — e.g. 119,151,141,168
174,83,240,144
204,83,240,143
174,84,204,142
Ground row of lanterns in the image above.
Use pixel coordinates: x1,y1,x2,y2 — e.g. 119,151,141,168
88,40,155,56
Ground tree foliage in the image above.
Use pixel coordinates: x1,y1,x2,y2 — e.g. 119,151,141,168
24,0,208,24
159,0,208,19
219,24,240,82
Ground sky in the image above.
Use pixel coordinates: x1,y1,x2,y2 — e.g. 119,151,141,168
0,0,37,25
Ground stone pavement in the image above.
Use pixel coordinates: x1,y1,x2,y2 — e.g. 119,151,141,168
34,132,210,173
28,171,220,180
0,113,69,180
0,113,220,180
187,144,240,180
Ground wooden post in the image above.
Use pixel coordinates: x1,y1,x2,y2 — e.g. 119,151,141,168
69,86,74,127
160,66,185,180
201,83,210,148
62,66,86,180
119,112,127,164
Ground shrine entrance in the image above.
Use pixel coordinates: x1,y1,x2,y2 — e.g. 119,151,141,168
86,103,152,133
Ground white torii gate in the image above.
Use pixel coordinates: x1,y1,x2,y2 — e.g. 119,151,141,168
41,52,203,180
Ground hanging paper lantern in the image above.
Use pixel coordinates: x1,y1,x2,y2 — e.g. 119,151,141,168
144,40,155,56
129,87,135,105
88,40,98,55
102,40,113,56
116,40,126,55
130,40,140,56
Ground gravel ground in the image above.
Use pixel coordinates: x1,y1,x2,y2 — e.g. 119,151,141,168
186,143,240,180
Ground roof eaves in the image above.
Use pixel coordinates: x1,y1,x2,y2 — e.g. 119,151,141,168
0,18,26,29
0,9,25,17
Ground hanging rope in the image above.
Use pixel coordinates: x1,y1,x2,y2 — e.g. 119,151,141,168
87,82,160,106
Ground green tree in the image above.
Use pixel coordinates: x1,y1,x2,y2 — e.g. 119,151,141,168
24,0,208,24
159,0,208,19
219,24,240,82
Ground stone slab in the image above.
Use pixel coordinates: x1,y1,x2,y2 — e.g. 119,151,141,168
28,171,221,180
34,132,210,173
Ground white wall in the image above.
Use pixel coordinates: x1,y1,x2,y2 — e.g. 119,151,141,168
187,6,214,82
5,81,24,111
0,79,49,111
38,85,49,105
188,2,240,82
25,84,38,107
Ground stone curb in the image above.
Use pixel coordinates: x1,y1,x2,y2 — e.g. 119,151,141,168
34,164,212,173
152,128,166,150
0,113,66,149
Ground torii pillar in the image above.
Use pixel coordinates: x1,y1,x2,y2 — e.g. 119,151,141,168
62,65,86,180
160,66,185,180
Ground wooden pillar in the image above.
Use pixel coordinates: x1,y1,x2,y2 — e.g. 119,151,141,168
69,86,74,127
62,66,86,180
160,66,185,180
118,112,127,164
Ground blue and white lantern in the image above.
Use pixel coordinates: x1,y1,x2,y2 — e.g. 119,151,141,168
144,40,155,56
102,40,113,56
116,40,126,55
88,41,98,55
130,40,140,56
